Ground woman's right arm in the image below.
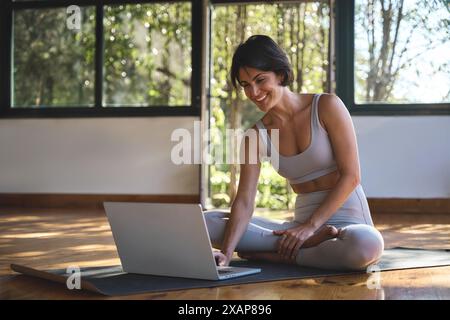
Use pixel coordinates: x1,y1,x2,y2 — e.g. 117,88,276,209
219,126,262,264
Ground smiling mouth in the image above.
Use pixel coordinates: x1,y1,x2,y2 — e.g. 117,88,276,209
255,94,267,102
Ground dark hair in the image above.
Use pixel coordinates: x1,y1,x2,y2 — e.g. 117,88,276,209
230,35,294,89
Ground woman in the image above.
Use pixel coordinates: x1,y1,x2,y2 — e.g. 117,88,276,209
205,35,384,271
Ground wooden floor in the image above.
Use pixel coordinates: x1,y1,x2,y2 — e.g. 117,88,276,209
0,207,449,300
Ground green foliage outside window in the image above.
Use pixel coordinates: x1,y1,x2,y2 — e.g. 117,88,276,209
13,7,96,107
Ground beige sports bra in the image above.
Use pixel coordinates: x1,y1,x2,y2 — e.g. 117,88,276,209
256,94,338,184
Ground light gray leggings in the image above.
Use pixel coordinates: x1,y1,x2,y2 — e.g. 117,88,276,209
205,185,384,271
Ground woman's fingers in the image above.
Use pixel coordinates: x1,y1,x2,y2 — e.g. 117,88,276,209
276,229,306,258
290,240,304,260
280,235,294,257
278,234,305,259
284,237,299,258
213,251,228,266
275,225,316,260
277,234,286,253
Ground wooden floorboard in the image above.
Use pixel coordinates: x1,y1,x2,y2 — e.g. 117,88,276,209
0,207,449,300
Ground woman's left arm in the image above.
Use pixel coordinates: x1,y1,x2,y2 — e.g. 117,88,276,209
307,93,361,229
275,94,361,259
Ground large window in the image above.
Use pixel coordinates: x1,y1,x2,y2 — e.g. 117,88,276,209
336,0,450,114
1,0,201,117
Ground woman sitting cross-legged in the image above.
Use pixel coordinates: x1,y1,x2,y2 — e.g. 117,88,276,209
204,35,384,271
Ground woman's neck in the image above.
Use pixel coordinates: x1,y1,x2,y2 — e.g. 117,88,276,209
267,89,302,125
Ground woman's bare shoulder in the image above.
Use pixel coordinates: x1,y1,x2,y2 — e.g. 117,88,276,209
317,93,350,132
318,93,347,113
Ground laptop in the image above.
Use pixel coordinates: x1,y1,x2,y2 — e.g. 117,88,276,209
103,202,261,280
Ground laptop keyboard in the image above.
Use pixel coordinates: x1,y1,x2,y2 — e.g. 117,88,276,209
218,269,234,274
217,267,235,273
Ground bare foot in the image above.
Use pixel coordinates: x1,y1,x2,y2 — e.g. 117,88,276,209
302,225,339,248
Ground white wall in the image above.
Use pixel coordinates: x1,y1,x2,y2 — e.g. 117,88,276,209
0,116,449,198
0,117,200,194
354,116,450,198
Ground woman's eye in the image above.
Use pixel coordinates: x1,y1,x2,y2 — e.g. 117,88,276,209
256,78,265,83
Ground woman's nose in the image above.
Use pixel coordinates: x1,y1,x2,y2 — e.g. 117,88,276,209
249,85,260,98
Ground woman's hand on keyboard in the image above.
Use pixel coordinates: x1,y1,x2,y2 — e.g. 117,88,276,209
213,250,229,266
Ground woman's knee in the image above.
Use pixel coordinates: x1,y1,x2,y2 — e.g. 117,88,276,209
340,225,384,270
204,210,229,224
203,210,230,247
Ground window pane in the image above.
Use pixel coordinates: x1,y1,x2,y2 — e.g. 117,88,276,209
103,3,191,107
13,7,95,108
211,3,330,129
355,0,450,104
209,2,330,209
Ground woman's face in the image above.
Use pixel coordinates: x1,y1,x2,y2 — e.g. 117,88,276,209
238,67,283,112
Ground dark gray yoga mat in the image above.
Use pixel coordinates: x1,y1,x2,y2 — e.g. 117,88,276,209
10,247,450,296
